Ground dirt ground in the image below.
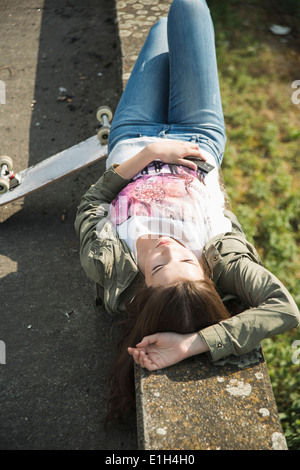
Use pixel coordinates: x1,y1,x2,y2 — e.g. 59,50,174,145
0,0,137,450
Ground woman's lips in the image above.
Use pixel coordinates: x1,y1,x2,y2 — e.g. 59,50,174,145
155,239,175,248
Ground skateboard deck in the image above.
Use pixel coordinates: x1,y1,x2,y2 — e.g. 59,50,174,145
0,135,107,207
0,105,112,207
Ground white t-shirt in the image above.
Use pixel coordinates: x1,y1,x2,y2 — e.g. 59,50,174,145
107,137,231,260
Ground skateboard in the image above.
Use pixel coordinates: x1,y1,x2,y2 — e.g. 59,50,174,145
0,105,113,206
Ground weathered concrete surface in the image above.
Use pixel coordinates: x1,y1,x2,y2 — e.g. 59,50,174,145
135,350,287,450
115,0,287,451
116,0,172,87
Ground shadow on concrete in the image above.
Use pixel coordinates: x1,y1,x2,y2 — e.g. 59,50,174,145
0,0,137,450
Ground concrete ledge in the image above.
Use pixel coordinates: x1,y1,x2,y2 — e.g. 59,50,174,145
116,0,172,87
134,349,287,450
116,0,287,451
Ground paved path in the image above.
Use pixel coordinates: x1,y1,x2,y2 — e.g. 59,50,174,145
0,0,136,450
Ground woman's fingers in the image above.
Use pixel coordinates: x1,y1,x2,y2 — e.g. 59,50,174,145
128,347,144,365
136,334,158,348
128,335,157,365
138,350,148,368
136,350,159,371
128,347,139,360
180,159,198,171
151,140,207,166
128,346,158,371
184,146,207,161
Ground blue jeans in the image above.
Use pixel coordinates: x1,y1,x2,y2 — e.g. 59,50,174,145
108,0,226,167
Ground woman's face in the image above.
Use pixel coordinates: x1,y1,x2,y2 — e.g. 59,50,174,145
143,237,205,287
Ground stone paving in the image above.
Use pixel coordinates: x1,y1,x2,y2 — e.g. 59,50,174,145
116,0,172,86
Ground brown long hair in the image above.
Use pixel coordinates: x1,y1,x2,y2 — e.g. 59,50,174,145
105,275,231,426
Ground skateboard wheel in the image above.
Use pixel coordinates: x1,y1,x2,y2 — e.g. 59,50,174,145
0,155,13,171
97,126,110,144
96,106,113,123
0,177,10,194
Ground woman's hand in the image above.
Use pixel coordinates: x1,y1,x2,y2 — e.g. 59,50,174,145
147,140,206,171
128,331,209,371
115,140,206,179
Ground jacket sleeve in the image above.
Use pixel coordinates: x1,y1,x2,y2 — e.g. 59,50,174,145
74,164,131,287
199,253,300,362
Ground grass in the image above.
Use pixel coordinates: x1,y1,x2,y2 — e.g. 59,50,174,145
209,0,300,449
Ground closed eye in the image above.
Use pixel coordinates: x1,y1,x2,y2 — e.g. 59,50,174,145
152,264,164,274
152,259,197,276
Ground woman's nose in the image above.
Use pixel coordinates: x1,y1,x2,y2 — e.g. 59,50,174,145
161,244,179,258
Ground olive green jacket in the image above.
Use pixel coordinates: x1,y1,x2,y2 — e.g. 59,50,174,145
75,165,300,362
